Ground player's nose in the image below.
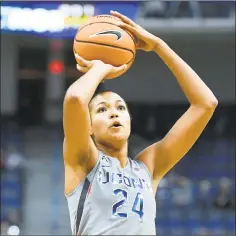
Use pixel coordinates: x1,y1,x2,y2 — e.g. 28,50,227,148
109,110,119,119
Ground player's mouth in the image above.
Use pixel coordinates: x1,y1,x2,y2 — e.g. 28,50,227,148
110,121,122,128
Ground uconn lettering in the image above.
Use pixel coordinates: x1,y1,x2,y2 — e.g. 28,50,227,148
97,170,151,190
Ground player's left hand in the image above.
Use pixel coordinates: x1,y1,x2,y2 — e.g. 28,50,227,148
110,10,158,52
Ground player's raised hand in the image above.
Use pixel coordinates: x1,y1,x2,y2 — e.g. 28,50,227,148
75,53,127,79
75,53,103,73
110,10,158,52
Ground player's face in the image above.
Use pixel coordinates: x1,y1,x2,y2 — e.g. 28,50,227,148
89,92,131,145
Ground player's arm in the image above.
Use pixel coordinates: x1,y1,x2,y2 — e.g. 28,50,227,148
137,38,218,184
63,61,106,166
111,11,218,186
63,55,126,195
63,61,105,194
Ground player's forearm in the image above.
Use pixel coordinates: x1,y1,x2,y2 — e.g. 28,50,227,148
65,65,108,105
154,38,218,108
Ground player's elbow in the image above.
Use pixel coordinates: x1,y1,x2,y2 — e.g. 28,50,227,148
211,98,218,108
64,88,85,107
199,93,218,110
204,97,218,110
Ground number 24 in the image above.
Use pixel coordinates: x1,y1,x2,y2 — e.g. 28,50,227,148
112,189,144,220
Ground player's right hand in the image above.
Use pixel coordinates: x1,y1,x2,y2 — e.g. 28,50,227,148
75,53,127,79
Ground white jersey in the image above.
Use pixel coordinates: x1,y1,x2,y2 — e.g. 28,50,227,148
66,151,156,235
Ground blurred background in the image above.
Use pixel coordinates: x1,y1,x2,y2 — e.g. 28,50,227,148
0,1,235,236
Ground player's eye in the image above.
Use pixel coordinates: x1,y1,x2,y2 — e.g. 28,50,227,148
97,107,107,113
118,105,126,111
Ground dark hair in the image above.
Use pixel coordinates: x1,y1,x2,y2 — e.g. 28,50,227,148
89,89,132,118
90,89,113,103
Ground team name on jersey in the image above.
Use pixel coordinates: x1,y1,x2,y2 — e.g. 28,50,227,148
97,170,151,191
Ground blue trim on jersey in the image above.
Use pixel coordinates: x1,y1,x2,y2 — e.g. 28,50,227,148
75,178,90,235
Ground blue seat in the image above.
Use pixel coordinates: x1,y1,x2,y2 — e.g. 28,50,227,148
224,217,235,231
170,228,186,236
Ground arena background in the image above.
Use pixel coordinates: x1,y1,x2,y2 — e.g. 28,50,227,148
1,1,235,236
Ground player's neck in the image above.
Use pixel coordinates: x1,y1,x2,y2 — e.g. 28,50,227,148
98,142,128,168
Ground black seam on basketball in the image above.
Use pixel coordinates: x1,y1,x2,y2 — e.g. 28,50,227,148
76,22,137,46
74,39,135,64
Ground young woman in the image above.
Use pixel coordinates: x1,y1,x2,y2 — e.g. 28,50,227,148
63,11,218,235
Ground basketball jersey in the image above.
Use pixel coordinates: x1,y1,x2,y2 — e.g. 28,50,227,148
66,152,156,235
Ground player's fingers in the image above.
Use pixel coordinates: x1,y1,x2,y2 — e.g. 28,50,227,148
110,10,136,27
114,64,127,73
76,64,89,73
116,22,140,37
74,53,90,67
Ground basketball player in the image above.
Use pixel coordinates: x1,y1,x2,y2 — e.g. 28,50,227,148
63,11,218,235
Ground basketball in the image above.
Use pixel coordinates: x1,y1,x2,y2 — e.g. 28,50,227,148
73,15,136,78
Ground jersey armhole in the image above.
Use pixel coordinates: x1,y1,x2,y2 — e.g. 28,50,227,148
136,160,153,182
66,151,102,198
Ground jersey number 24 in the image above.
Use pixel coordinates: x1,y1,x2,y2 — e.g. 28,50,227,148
112,189,144,220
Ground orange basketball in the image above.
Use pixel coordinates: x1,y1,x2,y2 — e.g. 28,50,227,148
73,15,136,78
